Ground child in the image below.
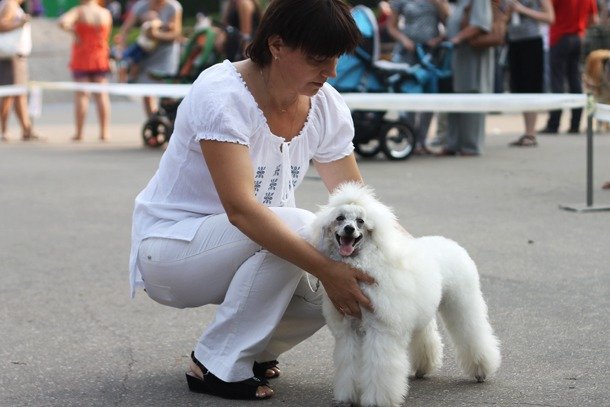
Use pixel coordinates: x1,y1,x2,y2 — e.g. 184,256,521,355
118,10,163,82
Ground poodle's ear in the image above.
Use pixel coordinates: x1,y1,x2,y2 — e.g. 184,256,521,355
366,200,405,261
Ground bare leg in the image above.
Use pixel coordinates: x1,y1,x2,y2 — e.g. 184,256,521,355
523,111,538,137
92,76,110,141
73,78,91,141
0,96,13,140
14,94,33,139
143,96,157,118
73,91,89,141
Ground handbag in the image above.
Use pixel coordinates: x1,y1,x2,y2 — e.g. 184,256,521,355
464,0,508,49
0,22,32,58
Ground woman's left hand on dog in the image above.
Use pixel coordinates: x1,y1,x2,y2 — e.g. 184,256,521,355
320,261,375,318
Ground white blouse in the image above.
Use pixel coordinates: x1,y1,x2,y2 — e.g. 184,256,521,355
129,60,355,297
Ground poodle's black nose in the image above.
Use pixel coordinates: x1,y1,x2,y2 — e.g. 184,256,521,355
343,225,355,235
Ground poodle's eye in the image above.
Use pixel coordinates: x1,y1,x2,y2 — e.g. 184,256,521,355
356,218,364,225
336,215,345,222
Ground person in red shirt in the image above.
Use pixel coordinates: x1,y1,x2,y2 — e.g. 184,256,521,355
540,0,598,134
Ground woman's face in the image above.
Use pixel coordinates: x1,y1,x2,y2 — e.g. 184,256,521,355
276,46,338,96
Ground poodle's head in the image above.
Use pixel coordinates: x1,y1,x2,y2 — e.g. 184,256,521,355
309,182,399,260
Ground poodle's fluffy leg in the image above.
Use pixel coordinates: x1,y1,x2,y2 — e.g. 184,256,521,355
437,245,501,382
332,326,361,405
410,318,444,379
359,329,409,407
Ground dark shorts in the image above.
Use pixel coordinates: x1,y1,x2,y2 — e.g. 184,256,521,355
72,70,110,81
0,56,28,85
508,37,544,93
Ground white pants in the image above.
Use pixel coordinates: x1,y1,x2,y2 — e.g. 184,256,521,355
137,207,326,382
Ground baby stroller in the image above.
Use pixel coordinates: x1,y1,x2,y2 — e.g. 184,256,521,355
141,25,241,147
328,5,451,160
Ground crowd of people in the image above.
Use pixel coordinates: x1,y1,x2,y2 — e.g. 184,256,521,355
0,0,609,167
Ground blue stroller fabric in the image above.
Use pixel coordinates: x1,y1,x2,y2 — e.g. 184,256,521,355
329,5,452,95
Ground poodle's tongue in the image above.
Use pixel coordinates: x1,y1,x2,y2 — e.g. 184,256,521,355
339,236,355,256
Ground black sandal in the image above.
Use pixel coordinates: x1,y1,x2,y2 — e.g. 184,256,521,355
509,134,538,147
253,360,280,379
186,352,272,400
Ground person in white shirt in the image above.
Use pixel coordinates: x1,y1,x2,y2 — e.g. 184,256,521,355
129,0,397,401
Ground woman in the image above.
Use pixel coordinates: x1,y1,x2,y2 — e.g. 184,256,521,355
439,0,494,156
58,0,112,142
507,0,555,147
114,0,182,118
386,0,449,154
222,0,262,61
0,0,37,141
130,0,385,400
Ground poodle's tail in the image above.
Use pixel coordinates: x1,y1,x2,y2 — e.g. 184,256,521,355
420,236,501,382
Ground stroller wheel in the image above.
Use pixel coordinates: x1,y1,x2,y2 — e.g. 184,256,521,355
379,121,416,160
142,115,173,148
354,138,382,158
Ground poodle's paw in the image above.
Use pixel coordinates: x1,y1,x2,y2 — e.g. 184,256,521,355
410,322,444,379
412,345,443,379
333,379,358,407
463,343,501,383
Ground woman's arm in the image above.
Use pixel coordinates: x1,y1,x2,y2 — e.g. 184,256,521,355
0,1,28,32
433,0,450,23
151,7,182,42
511,0,555,25
201,141,374,318
57,7,79,32
313,153,363,192
386,8,415,52
236,0,256,38
451,24,484,45
114,7,138,46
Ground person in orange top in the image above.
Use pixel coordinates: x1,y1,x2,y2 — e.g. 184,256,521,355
59,0,112,142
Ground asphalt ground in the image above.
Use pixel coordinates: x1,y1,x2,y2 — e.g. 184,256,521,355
1,101,609,407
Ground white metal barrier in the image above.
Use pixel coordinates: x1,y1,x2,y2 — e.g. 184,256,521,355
1,82,608,212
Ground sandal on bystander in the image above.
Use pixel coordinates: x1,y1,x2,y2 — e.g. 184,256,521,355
509,134,537,147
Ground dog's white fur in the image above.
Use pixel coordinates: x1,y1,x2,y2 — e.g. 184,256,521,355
309,183,501,407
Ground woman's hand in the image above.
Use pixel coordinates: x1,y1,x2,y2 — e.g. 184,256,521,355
320,260,375,319
426,36,444,49
509,0,524,15
113,33,125,46
400,36,415,52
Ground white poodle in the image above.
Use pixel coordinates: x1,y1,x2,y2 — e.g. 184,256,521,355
309,182,501,407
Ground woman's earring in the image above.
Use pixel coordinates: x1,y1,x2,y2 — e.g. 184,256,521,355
274,56,279,61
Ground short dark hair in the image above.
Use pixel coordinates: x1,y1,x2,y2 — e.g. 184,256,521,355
246,0,361,66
